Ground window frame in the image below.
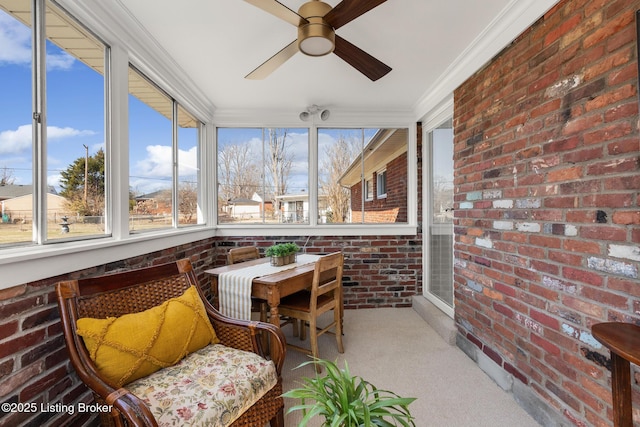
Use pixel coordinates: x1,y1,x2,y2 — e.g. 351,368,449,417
214,123,418,234
365,177,374,201
0,0,418,291
376,168,387,199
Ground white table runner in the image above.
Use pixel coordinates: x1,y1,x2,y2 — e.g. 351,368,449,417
218,254,321,320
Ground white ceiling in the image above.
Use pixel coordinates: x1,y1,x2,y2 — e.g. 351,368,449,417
109,0,558,120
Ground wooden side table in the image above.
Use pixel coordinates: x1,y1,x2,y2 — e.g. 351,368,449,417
592,322,640,427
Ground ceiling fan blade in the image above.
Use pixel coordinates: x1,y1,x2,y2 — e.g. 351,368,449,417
333,35,391,81
244,0,307,26
324,0,388,29
245,40,300,79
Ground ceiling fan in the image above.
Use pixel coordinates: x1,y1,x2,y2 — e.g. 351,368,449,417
244,0,392,81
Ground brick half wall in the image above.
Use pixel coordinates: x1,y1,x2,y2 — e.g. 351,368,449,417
0,234,422,426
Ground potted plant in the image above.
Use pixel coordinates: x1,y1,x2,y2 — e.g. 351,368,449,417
283,358,416,426
265,242,300,266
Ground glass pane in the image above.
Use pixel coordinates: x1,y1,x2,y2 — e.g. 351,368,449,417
0,3,33,246
428,120,454,307
177,106,200,226
317,129,363,224
319,128,408,224
45,1,106,241
128,66,173,232
217,127,309,224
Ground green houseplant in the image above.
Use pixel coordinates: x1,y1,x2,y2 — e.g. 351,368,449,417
265,242,300,266
283,358,416,426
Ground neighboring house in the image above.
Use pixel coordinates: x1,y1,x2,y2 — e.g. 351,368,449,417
275,191,329,223
339,128,408,223
0,185,65,222
223,193,270,220
134,190,172,216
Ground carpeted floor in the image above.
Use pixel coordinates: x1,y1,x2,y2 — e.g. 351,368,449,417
280,307,540,427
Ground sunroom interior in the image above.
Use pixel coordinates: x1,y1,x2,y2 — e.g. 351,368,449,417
2,0,640,426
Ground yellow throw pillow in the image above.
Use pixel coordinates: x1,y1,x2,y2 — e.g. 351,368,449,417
77,285,219,387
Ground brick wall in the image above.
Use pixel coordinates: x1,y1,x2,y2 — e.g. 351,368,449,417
453,0,640,425
216,235,422,309
0,239,216,427
350,152,409,223
0,232,422,426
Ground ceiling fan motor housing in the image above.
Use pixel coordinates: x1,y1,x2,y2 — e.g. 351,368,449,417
297,1,335,56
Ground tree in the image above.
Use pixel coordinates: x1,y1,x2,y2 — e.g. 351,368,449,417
0,166,16,186
59,148,105,216
218,142,261,206
178,181,198,223
320,135,359,223
265,128,293,219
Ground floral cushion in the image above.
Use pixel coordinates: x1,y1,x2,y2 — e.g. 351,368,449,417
127,343,277,426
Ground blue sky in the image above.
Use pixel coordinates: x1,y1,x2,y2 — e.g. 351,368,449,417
0,10,198,196
0,9,422,199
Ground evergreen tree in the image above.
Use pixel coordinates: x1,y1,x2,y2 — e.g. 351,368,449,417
59,149,105,216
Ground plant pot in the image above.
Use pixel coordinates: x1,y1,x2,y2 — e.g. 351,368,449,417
270,254,296,266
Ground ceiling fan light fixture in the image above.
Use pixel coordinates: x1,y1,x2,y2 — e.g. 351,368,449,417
298,22,335,56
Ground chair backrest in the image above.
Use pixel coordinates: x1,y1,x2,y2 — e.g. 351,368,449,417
311,252,344,304
57,259,200,321
228,246,260,265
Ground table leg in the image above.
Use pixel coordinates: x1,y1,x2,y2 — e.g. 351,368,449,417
610,352,632,427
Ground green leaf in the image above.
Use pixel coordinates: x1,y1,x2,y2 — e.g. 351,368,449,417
283,357,416,426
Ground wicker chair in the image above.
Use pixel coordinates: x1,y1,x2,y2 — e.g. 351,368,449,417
56,258,285,427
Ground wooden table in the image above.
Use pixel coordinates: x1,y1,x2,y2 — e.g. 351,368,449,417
592,322,640,427
205,257,318,328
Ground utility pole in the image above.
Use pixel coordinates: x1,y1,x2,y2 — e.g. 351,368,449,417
83,144,88,204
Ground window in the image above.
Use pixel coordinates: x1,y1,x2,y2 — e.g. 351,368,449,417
376,169,387,198
128,66,202,232
177,106,201,226
217,128,309,224
318,128,408,224
0,4,33,246
365,178,374,201
0,0,108,246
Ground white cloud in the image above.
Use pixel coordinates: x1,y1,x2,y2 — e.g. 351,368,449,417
0,124,96,155
136,145,173,178
48,126,95,140
0,13,31,65
130,145,202,195
0,11,75,70
0,124,32,154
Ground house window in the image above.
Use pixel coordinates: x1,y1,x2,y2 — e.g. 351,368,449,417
318,128,408,224
0,0,109,246
128,66,203,232
365,178,374,201
376,169,387,198
217,127,309,224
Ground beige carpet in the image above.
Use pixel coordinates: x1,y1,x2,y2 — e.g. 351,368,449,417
280,307,540,427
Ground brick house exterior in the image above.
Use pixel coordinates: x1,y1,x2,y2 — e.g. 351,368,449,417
453,0,640,425
343,128,409,223
0,0,639,426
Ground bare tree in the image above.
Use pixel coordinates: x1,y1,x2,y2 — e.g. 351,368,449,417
178,181,198,223
218,143,260,205
320,134,359,223
265,129,293,217
0,166,16,186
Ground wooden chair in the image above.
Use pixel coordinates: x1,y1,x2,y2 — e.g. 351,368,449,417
56,258,285,427
227,246,268,322
228,246,260,264
278,252,344,370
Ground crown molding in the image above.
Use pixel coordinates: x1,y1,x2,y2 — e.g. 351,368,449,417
413,0,560,121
